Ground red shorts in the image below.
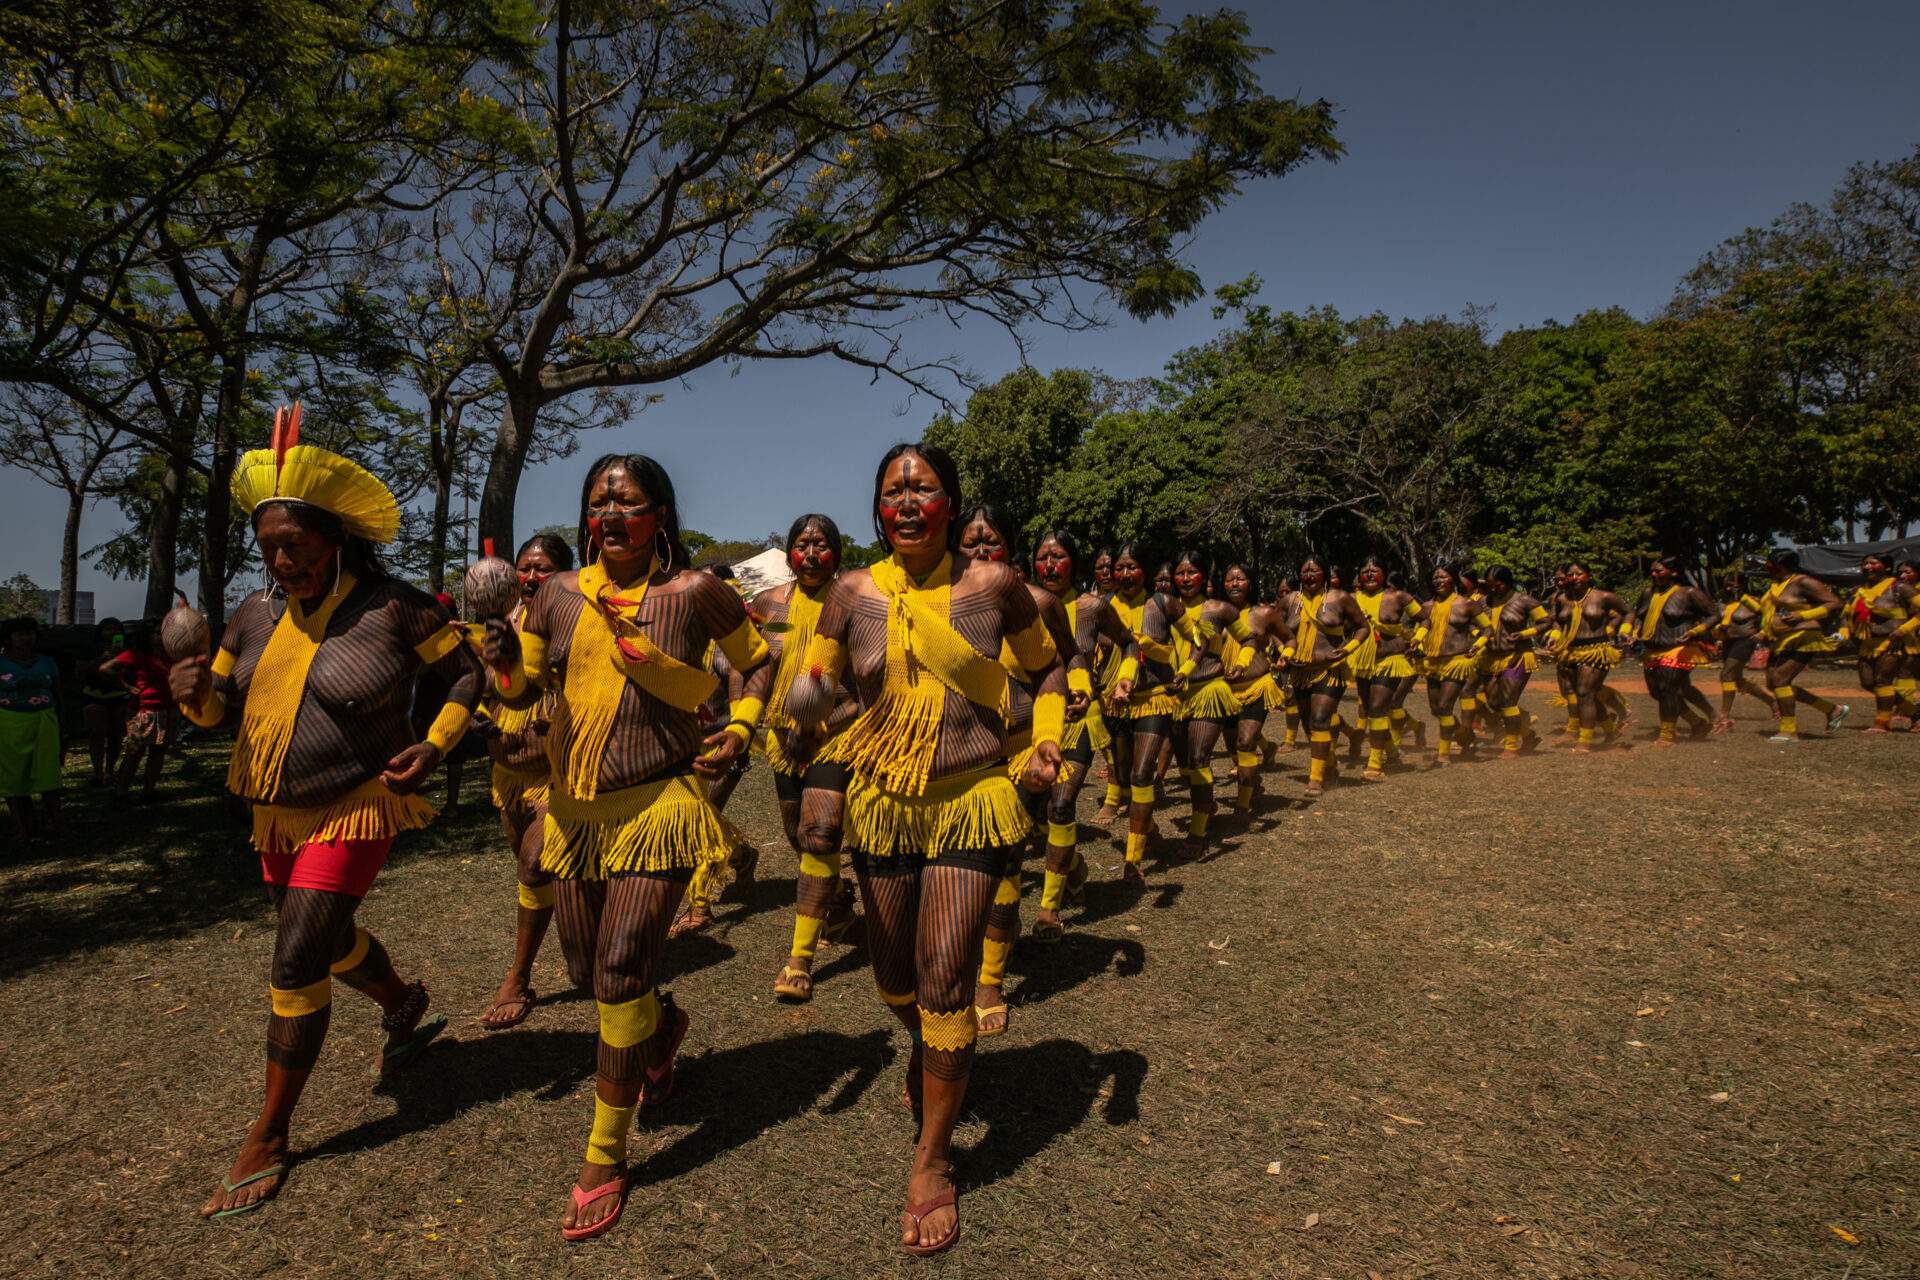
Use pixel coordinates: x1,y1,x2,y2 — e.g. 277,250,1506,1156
260,835,392,898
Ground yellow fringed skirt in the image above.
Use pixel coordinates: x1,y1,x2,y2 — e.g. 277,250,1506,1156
1112,688,1182,720
845,762,1034,858
1560,642,1622,670
1490,651,1540,677
251,777,437,854
1062,703,1111,752
1232,672,1288,711
1426,653,1482,683
1772,630,1836,658
1360,652,1416,680
1178,676,1245,721
542,770,737,880
491,762,551,814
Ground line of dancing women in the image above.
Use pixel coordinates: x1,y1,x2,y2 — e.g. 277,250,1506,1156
168,421,1920,1252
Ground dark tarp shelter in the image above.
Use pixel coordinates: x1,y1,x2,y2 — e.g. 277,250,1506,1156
1790,537,1920,582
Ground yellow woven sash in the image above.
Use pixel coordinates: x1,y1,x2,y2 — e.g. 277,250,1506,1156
228,572,358,801
763,580,828,729
1294,592,1324,663
1849,577,1894,641
1422,595,1456,659
1639,587,1677,642
1759,579,1788,635
836,554,1008,796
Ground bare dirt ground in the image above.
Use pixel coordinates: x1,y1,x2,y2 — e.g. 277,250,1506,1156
1,675,1913,1279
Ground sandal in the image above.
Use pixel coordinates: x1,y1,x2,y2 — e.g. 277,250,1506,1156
668,907,713,938
974,999,1009,1038
561,1165,629,1241
208,1164,287,1220
640,992,690,1107
902,1187,961,1257
1030,915,1064,942
773,964,813,1001
479,986,536,1031
369,983,447,1077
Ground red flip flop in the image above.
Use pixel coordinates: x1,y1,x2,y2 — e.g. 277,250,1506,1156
902,1188,960,1257
561,1167,628,1241
640,994,690,1108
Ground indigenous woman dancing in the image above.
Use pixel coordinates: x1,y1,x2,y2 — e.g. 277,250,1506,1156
486,452,773,1239
1627,557,1720,747
1350,556,1423,779
1168,551,1241,855
1221,564,1284,808
1548,561,1633,754
1420,566,1492,763
1480,565,1550,759
1757,548,1848,742
1713,572,1771,725
1104,543,1183,885
759,515,861,1002
1898,561,1920,727
1846,552,1918,734
1285,556,1370,797
782,443,1064,1255
475,534,571,1031
173,412,477,1217
1030,530,1135,939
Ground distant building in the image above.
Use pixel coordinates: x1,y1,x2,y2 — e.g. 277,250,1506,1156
41,590,96,626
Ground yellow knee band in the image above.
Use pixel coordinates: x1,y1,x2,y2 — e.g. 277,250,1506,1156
1720,681,1738,693
1873,685,1897,698
994,874,1021,907
585,1095,637,1166
978,937,1011,986
1501,706,1521,721
1234,751,1259,769
1129,783,1156,805
1180,767,1211,787
596,991,662,1049
1389,708,1408,720
1458,695,1477,711
1774,687,1796,704
1438,715,1456,728
270,976,332,1018
877,983,918,1007
517,881,555,910
329,927,371,975
1047,820,1077,849
797,851,838,880
1308,730,1332,744
920,1006,977,1052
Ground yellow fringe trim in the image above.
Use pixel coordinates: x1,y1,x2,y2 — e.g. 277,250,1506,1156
1063,703,1111,751
1178,676,1244,721
763,581,828,731
491,762,550,812
1429,653,1482,683
487,701,543,736
250,776,436,853
1115,689,1182,720
541,771,736,880
228,573,358,801
845,764,1033,858
1563,642,1622,670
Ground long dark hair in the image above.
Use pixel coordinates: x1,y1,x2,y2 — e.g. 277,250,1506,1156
959,503,1017,563
871,442,963,552
1033,528,1080,577
577,453,688,569
1222,561,1258,600
786,512,843,571
517,533,575,571
1173,548,1212,594
252,499,390,583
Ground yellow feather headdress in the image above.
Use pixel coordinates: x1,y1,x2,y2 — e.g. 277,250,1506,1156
230,403,400,544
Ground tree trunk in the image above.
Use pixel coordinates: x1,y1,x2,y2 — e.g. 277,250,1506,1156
143,435,191,620
58,487,82,625
200,358,249,631
479,388,541,554
426,399,453,592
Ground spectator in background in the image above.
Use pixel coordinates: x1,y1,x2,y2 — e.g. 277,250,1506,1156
415,591,484,814
105,623,176,803
1,615,70,841
78,616,131,786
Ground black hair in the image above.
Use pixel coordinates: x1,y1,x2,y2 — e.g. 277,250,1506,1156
1564,559,1593,578
1654,554,1686,574
2,615,39,643
1484,564,1516,589
872,442,963,551
1897,559,1920,576
516,533,575,572
252,499,390,582
1153,561,1176,582
1298,553,1328,579
786,512,844,572
1384,568,1408,591
707,563,735,579
1113,541,1150,571
1032,528,1080,574
1222,561,1258,599
1766,547,1800,570
578,452,688,570
1093,545,1116,565
959,504,1018,563
1326,563,1349,590
1431,563,1459,588
96,616,124,644
1173,547,1212,581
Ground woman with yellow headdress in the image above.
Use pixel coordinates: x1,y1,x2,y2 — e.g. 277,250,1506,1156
169,406,483,1219
482,451,772,1241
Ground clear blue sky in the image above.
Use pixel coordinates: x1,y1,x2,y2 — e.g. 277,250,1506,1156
9,0,1919,618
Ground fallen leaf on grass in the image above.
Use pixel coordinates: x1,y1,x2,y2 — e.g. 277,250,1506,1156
1501,1224,1528,1237
1829,1226,1858,1243
1707,1092,1731,1104
1303,1212,1319,1229
1385,1114,1425,1126
1266,1161,1282,1175
1626,1040,1648,1048
1207,937,1230,950
1636,1007,1655,1017
1125,924,1141,933
1382,1125,1399,1135
162,1004,187,1015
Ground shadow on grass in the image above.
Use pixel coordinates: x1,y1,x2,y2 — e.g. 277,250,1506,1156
959,1038,1147,1188
1006,931,1145,1010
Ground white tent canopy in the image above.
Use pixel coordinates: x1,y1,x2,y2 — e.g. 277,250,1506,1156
731,546,794,599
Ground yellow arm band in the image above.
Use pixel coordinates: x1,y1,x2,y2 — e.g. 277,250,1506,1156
180,647,236,726
1030,689,1066,749
717,617,771,673
1894,616,1920,637
1794,605,1832,623
423,701,472,755
1403,600,1425,620
1006,615,1057,672
1136,635,1175,663
1067,668,1093,695
413,624,464,665
1116,656,1139,684
723,694,766,745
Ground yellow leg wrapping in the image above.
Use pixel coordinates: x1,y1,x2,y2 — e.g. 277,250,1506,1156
791,911,826,962
1125,831,1148,865
270,977,332,1018
1103,781,1125,808
1180,767,1211,787
1047,820,1076,851
518,881,555,911
798,851,839,880
1234,751,1258,769
586,1095,637,1166
1367,747,1386,770
1808,694,1836,715
1458,695,1477,712
920,1006,976,1052
597,991,662,1050
1659,719,1676,741
1308,730,1331,744
1308,757,1327,784
1040,869,1069,911
329,927,371,975
1188,809,1209,839
978,937,1010,989
1577,728,1593,745
1774,688,1796,736
1234,782,1254,811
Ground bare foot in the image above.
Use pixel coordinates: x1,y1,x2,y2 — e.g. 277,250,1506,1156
561,1160,626,1235
902,1158,958,1252
1649,739,1675,750
1122,863,1146,888
479,981,536,1030
201,1132,288,1217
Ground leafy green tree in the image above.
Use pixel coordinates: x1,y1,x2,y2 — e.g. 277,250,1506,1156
922,367,1096,540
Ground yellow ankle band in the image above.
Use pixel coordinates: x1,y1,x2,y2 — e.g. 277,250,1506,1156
586,1095,636,1166
1040,870,1068,910
1125,831,1147,864
1188,810,1209,838
978,938,1010,986
790,912,825,961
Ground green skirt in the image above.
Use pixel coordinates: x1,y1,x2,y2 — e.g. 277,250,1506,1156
0,707,63,797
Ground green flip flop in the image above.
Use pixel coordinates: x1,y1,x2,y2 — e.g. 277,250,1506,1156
209,1164,287,1220
368,1012,448,1078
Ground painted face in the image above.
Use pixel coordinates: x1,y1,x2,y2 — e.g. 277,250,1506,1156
517,545,559,600
585,466,661,564
1113,554,1146,594
1899,564,1919,586
1153,565,1174,594
876,452,950,554
1649,563,1676,587
1565,567,1592,593
1092,553,1114,593
1174,559,1207,601
1430,568,1454,597
255,504,341,600
958,516,1010,563
1861,556,1890,581
1357,563,1384,591
1223,568,1250,606
1034,538,1074,593
788,523,837,587
1298,562,1326,593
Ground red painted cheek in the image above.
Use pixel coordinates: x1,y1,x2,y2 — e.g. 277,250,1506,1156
919,495,949,529
789,548,807,570
587,516,605,545
985,546,1010,563
623,514,657,548
878,504,901,542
